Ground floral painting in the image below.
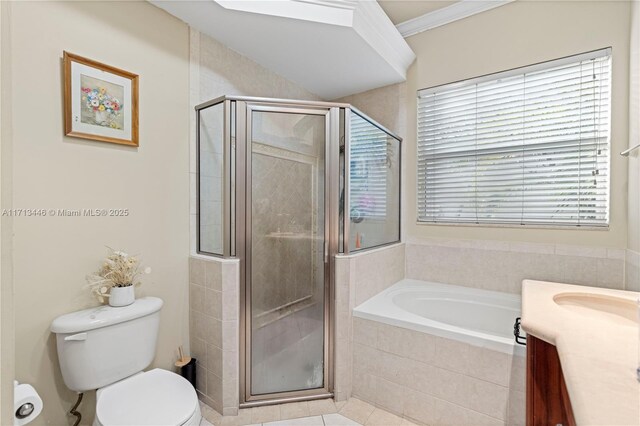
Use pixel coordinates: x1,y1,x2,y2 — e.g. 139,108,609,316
80,75,125,130
64,51,139,146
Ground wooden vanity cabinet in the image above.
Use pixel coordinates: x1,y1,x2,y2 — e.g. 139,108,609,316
526,335,576,426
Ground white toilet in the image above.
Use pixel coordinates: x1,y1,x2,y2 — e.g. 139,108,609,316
51,297,202,426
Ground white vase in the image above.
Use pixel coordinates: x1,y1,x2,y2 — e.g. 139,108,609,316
109,286,135,307
95,109,107,125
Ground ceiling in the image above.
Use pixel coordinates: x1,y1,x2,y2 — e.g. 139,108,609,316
378,1,458,25
151,0,508,98
152,0,415,99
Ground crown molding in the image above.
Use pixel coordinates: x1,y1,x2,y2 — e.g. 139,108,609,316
396,0,515,38
354,0,416,79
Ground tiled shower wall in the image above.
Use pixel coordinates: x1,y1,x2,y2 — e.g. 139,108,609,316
188,28,321,255
251,151,318,317
406,238,630,293
189,256,240,415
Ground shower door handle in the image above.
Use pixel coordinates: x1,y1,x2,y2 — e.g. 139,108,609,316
323,241,329,264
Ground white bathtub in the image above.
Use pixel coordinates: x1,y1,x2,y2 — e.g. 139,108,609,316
353,279,525,355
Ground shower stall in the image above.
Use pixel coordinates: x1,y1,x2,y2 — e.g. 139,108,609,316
195,96,401,407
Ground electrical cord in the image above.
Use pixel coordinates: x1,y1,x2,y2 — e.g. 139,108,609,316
70,393,83,426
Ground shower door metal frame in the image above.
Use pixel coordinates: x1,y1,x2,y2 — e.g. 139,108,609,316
238,100,339,407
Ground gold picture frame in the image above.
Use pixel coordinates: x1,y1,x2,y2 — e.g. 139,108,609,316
64,51,139,147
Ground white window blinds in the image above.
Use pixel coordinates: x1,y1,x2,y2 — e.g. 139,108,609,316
417,49,611,227
350,112,390,219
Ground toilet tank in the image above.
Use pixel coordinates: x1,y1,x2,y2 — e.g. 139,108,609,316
50,297,163,392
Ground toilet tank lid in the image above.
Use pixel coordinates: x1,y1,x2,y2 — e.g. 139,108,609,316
50,297,163,334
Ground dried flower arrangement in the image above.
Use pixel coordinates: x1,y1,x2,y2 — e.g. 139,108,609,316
86,248,151,303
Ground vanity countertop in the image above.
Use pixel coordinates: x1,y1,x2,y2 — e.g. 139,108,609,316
521,280,640,425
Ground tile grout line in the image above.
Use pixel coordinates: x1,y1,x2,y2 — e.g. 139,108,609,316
353,390,507,424
353,340,515,389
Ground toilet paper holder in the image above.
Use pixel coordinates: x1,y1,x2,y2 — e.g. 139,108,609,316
14,381,43,426
15,402,34,419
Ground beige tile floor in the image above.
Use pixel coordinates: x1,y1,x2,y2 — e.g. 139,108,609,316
199,397,419,426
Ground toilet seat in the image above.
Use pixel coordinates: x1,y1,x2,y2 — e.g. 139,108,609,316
94,368,200,426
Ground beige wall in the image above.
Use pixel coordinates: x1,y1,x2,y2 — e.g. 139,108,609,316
0,1,15,424
626,0,640,291
401,1,631,247
5,2,190,424
628,0,640,251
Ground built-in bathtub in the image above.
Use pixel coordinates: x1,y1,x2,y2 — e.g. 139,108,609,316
353,279,525,355
351,279,526,425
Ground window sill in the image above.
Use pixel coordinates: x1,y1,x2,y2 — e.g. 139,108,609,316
415,221,609,231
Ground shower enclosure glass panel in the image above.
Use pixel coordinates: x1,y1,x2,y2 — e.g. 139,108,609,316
198,102,225,255
248,109,327,395
348,112,400,251
195,96,401,407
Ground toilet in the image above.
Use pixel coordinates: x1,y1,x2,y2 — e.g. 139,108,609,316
50,297,201,426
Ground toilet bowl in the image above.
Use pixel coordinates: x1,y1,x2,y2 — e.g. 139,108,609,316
51,297,201,426
93,369,201,426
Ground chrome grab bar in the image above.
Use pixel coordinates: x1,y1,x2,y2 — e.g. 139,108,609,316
620,143,640,157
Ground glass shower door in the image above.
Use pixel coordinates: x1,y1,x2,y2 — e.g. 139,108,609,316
246,106,329,399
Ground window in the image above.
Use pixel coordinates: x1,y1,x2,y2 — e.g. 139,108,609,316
417,49,611,227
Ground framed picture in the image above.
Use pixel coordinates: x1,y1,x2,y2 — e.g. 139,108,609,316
63,51,139,146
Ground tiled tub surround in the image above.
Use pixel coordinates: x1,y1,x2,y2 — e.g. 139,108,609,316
406,238,630,294
625,249,640,291
189,256,240,415
351,317,525,426
334,243,406,402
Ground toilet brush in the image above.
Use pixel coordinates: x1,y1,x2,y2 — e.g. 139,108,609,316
174,345,191,367
175,345,197,390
